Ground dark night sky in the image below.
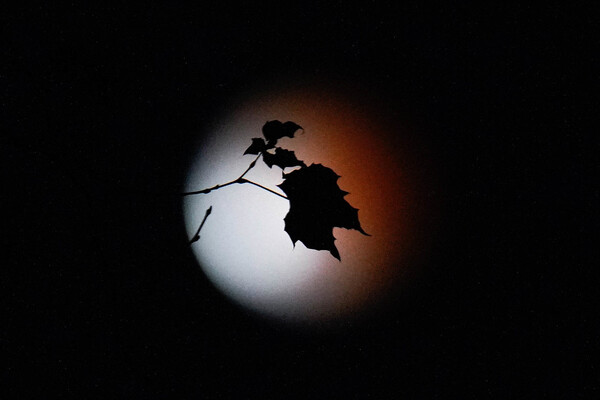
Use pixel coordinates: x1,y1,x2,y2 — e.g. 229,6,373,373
1,4,594,398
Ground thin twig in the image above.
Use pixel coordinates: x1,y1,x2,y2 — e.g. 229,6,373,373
181,180,237,196
238,153,262,179
181,153,287,200
182,154,261,196
189,206,213,244
240,179,288,199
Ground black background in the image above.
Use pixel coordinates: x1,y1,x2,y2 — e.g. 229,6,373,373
2,3,594,398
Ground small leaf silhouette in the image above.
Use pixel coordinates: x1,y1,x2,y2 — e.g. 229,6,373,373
262,148,306,169
262,120,302,145
277,164,369,260
244,138,267,155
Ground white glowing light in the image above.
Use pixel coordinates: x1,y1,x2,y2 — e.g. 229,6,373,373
183,85,416,324
184,118,346,322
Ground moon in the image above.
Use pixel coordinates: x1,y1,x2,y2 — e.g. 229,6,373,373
184,82,426,325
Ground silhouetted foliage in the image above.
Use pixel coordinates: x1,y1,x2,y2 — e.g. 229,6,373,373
262,148,306,169
186,120,368,260
262,120,303,146
278,164,369,260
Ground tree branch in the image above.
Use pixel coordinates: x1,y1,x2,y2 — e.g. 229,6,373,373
181,153,287,199
184,152,287,246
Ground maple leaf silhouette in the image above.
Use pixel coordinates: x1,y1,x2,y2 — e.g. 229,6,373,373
262,120,302,146
277,164,369,260
262,147,306,169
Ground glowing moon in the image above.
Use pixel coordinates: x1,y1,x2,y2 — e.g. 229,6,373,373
184,83,424,324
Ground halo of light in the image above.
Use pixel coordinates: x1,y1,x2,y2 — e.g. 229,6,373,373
184,82,425,324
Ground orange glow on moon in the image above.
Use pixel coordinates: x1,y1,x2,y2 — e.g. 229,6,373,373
184,81,430,324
